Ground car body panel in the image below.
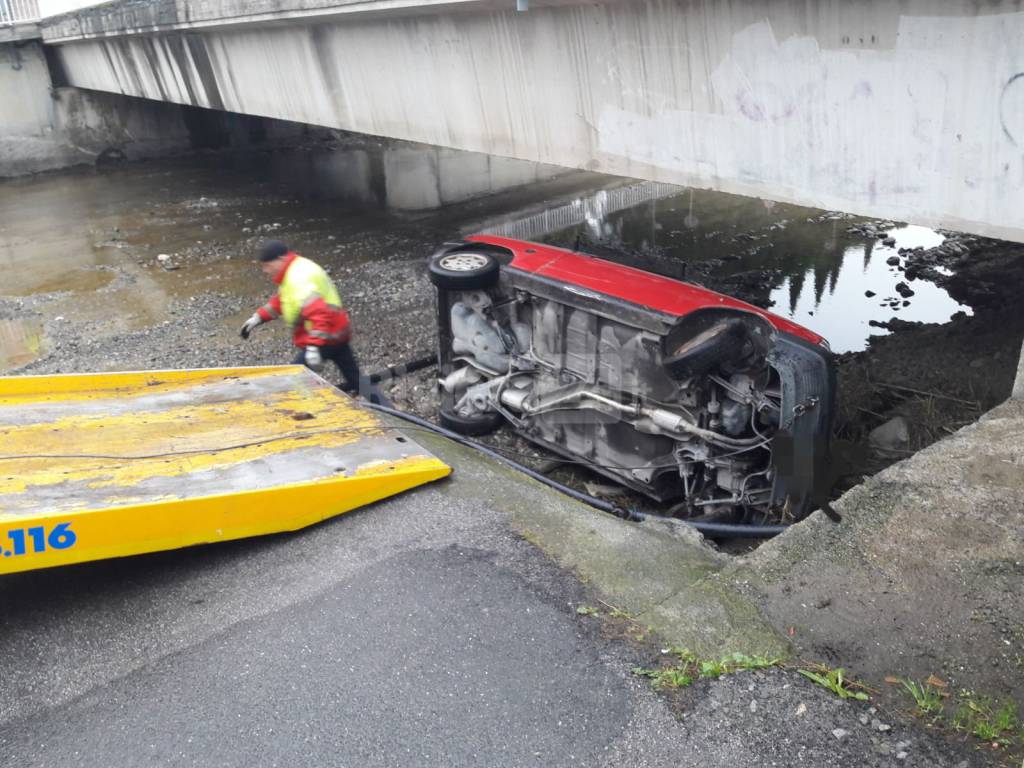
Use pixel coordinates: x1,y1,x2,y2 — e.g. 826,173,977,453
465,235,824,346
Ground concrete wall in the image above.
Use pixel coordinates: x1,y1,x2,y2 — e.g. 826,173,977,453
383,146,562,210
0,39,561,203
0,40,198,175
41,0,1024,242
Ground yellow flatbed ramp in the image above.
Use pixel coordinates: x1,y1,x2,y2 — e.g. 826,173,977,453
0,366,450,574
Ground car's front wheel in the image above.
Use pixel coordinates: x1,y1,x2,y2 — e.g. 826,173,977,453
428,251,500,290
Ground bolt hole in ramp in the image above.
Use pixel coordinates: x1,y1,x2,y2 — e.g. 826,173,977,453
0,366,450,574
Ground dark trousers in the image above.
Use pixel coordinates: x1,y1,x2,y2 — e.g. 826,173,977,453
293,343,383,404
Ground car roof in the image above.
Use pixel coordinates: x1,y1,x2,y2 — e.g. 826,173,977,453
465,235,825,346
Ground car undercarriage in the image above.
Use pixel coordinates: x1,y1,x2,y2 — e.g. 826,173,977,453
429,237,835,524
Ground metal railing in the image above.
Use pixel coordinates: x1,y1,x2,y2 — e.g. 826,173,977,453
0,0,40,25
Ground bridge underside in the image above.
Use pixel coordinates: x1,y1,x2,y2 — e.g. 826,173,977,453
41,0,1024,242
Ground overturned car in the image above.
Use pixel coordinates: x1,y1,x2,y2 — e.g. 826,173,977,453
428,236,835,522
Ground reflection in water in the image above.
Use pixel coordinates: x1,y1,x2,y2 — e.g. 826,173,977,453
489,183,970,354
770,225,956,353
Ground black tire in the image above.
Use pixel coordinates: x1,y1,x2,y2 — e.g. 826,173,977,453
438,406,504,436
664,318,749,380
428,250,500,290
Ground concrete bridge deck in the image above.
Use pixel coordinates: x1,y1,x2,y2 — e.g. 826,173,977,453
24,0,1024,243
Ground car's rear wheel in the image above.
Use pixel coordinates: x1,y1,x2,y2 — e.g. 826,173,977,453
428,251,500,290
438,405,504,436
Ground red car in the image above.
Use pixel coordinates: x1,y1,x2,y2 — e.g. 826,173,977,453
428,236,835,522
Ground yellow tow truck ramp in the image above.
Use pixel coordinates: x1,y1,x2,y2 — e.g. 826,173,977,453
0,366,451,575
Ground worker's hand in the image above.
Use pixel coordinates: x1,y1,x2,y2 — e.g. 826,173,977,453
239,313,263,340
304,345,324,373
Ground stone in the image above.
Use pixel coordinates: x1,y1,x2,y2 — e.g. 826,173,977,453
832,728,849,740
883,236,897,246
895,282,915,298
869,417,910,453
886,256,900,266
865,290,876,297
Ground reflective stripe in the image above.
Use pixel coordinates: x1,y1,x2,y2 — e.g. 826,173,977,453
261,303,280,319
308,329,349,341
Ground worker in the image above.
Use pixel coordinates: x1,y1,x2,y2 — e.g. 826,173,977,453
240,240,375,400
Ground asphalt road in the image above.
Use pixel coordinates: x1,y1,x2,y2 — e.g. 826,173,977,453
0,435,983,767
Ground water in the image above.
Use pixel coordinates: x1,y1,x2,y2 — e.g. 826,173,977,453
486,183,972,353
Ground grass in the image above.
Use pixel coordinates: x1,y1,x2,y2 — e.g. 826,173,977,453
797,664,870,701
891,676,1023,755
632,648,781,691
952,694,1019,746
901,678,945,718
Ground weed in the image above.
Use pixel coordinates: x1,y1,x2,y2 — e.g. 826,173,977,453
798,665,870,701
633,649,780,692
575,605,599,616
952,693,1019,746
632,666,695,690
901,679,945,717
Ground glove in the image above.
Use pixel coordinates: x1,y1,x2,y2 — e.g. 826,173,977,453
239,313,263,340
304,345,324,373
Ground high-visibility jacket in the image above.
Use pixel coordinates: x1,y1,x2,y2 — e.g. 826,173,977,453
256,253,352,347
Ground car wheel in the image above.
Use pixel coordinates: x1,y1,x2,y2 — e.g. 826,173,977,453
428,251,500,290
664,318,749,380
438,405,504,436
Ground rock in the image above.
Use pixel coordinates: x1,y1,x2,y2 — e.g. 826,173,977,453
865,290,876,297
869,417,910,453
882,236,897,246
896,752,908,761
886,256,900,266
156,254,171,263
895,282,915,298
832,728,849,740
749,699,758,713
859,713,870,725
871,718,892,732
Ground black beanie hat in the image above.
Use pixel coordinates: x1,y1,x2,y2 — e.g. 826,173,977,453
259,240,290,262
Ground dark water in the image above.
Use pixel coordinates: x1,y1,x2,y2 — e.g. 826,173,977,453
477,182,970,353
